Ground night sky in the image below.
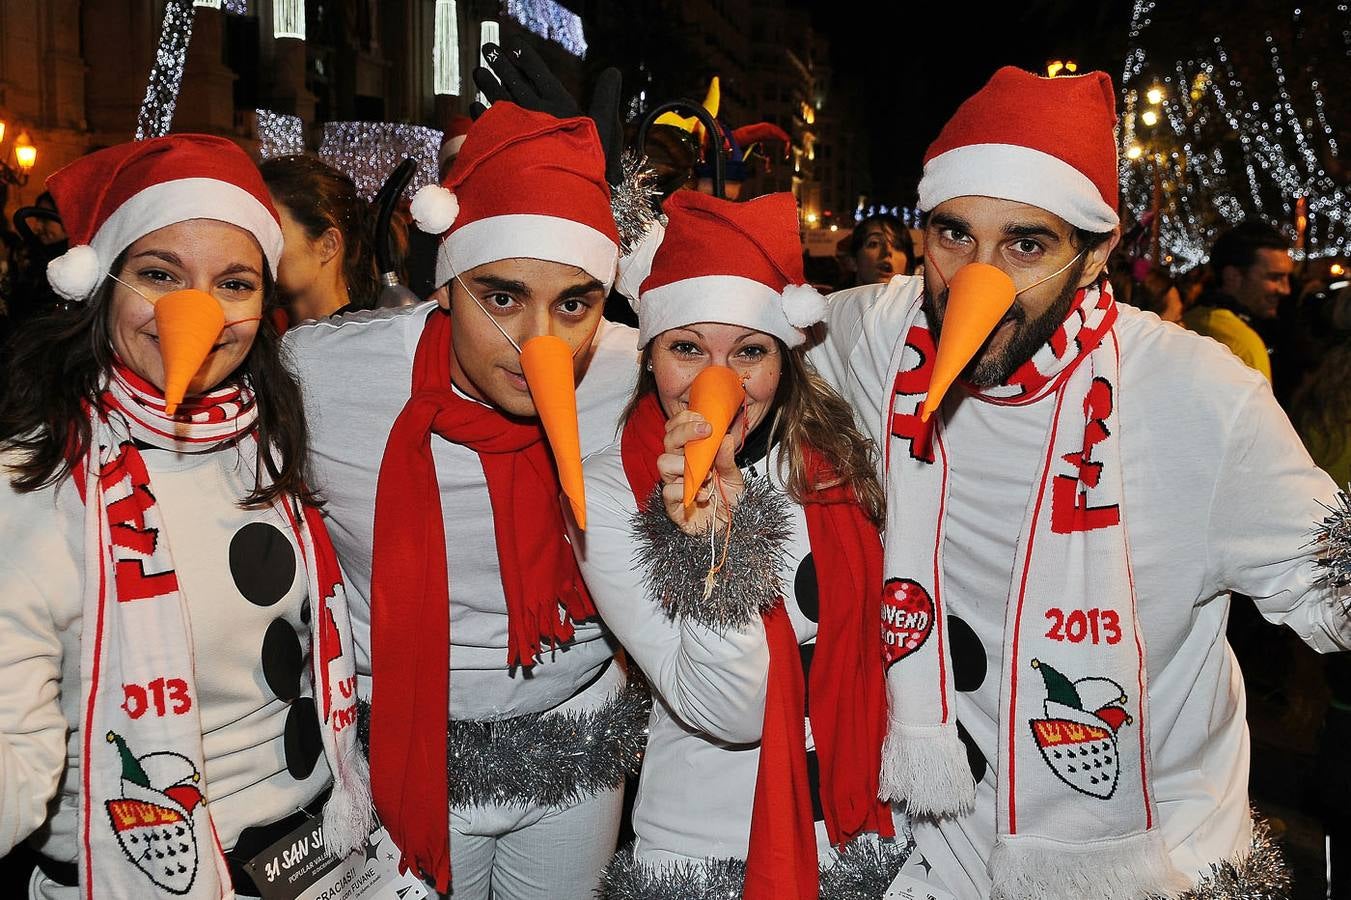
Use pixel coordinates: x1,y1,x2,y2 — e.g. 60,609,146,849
805,0,1135,203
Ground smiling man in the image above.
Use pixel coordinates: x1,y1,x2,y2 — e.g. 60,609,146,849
812,67,1350,900
1184,220,1294,382
284,102,642,900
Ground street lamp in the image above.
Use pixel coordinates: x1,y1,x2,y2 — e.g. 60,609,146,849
1140,109,1159,127
1126,144,1144,160
0,122,37,186
1146,86,1165,106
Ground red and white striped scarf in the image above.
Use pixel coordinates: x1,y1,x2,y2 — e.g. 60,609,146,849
878,281,1190,899
74,363,370,900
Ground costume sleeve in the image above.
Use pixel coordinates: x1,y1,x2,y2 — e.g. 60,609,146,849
1206,381,1351,651
572,457,770,745
808,285,873,394
808,279,923,454
0,540,69,854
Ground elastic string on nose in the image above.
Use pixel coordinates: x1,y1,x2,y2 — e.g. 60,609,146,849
108,273,263,328
449,269,604,360
451,270,523,354
924,249,1084,298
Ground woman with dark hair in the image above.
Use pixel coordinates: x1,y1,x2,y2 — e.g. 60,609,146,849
849,213,915,286
0,135,369,900
576,191,905,899
260,154,380,323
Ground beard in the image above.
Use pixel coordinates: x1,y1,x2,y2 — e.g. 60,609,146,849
923,258,1087,388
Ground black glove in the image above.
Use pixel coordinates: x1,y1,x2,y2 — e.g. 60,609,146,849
471,36,624,186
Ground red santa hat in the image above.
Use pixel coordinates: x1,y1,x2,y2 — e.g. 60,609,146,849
409,102,619,291
918,66,1120,232
44,134,284,302
635,190,824,348
437,115,474,170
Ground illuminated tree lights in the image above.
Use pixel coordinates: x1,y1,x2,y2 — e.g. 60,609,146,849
502,0,587,58
1121,2,1351,269
318,122,443,201
255,110,305,158
136,0,195,141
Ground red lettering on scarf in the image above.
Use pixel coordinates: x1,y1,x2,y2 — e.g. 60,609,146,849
120,677,193,718
1050,377,1121,533
320,604,343,722
99,442,180,600
889,329,937,464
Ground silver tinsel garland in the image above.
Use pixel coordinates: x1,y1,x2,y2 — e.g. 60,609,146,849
357,674,649,809
1154,811,1289,899
599,835,911,900
817,837,913,900
1314,487,1351,614
632,478,793,632
612,151,662,256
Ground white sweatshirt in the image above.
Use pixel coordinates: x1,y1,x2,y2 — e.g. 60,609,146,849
812,276,1351,898
283,303,640,720
0,444,330,877
574,439,834,867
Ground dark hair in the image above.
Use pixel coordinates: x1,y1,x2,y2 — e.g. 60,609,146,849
0,252,319,508
1209,220,1290,278
849,214,915,268
624,341,885,526
260,155,380,308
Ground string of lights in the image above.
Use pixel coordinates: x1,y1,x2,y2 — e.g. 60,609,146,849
502,0,587,58
274,0,305,40
255,110,305,159
318,122,443,201
434,0,462,96
135,0,195,141
1120,5,1350,269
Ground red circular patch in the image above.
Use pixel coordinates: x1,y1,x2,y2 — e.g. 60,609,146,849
882,577,935,668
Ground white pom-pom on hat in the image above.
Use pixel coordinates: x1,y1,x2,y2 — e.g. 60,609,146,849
781,282,827,328
410,184,459,234
46,244,104,301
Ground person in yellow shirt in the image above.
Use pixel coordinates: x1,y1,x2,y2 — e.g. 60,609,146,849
1183,220,1293,382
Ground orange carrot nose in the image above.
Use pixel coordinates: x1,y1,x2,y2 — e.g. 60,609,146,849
154,289,225,416
920,262,1018,422
519,335,587,529
683,365,746,508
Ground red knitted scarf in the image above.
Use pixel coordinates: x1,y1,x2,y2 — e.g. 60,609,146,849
368,309,595,891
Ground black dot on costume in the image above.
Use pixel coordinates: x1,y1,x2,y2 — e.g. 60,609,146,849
229,522,297,607
262,618,305,702
793,554,819,623
799,642,815,717
300,600,311,625
805,748,825,822
957,720,987,784
948,615,986,694
284,697,323,779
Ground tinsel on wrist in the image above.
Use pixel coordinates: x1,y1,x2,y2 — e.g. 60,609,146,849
1314,487,1351,614
611,150,662,255
356,673,649,809
598,834,912,900
632,477,793,632
1150,810,1289,900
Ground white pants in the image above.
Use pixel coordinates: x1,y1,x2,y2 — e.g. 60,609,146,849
443,661,627,899
445,782,623,899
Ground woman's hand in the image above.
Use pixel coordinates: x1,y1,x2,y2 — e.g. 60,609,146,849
658,410,745,536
